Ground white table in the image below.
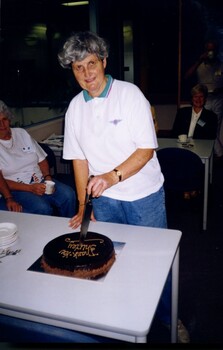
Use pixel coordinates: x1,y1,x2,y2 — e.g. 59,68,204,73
157,138,214,231
0,211,181,343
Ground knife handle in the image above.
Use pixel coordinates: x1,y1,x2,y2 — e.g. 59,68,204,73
85,175,94,203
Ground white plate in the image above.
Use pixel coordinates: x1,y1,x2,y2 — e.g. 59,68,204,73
0,231,17,243
0,223,17,239
0,236,17,248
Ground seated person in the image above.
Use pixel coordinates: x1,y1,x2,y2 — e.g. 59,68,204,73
172,83,218,140
0,100,77,218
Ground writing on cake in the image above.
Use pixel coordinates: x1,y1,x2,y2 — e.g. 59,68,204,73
59,237,105,259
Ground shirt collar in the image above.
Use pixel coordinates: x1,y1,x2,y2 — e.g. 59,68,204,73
83,75,113,102
192,108,202,118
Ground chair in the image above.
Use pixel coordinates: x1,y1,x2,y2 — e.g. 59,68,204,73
38,142,75,190
157,147,205,229
157,147,204,192
38,142,58,176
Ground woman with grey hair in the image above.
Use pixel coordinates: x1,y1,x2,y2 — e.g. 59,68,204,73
0,101,77,217
172,83,218,139
0,100,14,120
58,30,165,228
58,31,190,342
58,31,109,68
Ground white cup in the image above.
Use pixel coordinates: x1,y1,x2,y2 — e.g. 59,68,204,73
178,134,187,143
44,180,55,194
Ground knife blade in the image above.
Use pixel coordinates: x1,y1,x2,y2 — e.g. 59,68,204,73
79,176,94,243
79,193,93,243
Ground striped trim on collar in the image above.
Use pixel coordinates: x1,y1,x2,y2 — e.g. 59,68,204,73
83,75,113,102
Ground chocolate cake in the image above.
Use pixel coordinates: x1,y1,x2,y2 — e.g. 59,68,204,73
41,232,116,279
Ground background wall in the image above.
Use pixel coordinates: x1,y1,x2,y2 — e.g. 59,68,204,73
11,107,66,127
15,104,177,139
1,0,223,131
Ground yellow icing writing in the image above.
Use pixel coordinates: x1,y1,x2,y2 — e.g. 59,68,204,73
58,237,104,259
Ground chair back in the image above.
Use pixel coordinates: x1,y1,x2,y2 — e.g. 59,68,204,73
38,142,57,175
157,147,204,192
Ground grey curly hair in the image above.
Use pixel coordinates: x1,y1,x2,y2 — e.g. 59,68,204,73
0,100,14,120
58,31,109,69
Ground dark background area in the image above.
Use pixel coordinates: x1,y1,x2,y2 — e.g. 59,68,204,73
1,0,223,109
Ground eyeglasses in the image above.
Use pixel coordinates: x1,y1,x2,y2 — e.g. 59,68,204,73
72,58,102,74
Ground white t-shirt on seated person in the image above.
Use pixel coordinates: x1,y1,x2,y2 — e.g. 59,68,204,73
0,128,47,184
63,76,164,201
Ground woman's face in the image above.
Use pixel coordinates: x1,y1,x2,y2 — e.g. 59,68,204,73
71,54,107,97
192,93,205,109
0,113,11,139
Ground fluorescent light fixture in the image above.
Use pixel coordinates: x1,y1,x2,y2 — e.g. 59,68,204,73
61,1,89,6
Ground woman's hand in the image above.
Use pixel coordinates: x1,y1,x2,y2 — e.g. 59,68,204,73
69,173,116,229
6,198,22,212
87,172,117,198
69,206,96,229
69,207,85,229
29,183,46,196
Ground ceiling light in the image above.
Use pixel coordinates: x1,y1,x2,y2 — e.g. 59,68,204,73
61,1,89,6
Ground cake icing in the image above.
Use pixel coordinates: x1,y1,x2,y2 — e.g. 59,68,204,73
41,231,115,279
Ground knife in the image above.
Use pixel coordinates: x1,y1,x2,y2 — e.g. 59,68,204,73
79,177,94,243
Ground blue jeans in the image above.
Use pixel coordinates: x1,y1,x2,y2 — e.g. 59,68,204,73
92,186,167,227
92,186,171,325
0,179,77,218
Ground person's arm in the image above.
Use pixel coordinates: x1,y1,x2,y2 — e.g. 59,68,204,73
68,149,153,229
68,159,89,229
172,107,190,138
184,51,208,80
184,61,201,80
88,148,154,198
38,158,53,181
75,149,153,200
0,171,22,212
172,110,182,137
6,178,46,196
73,159,89,206
6,158,52,196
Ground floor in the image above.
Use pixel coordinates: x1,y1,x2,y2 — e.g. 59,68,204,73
148,156,223,345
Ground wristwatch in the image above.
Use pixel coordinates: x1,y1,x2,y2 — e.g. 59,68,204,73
113,168,122,182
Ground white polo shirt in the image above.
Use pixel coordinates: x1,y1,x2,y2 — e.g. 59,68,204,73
63,76,164,201
0,128,47,184
188,108,202,138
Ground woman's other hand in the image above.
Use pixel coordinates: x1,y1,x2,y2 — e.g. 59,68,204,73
6,198,22,212
68,206,96,229
30,183,47,196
